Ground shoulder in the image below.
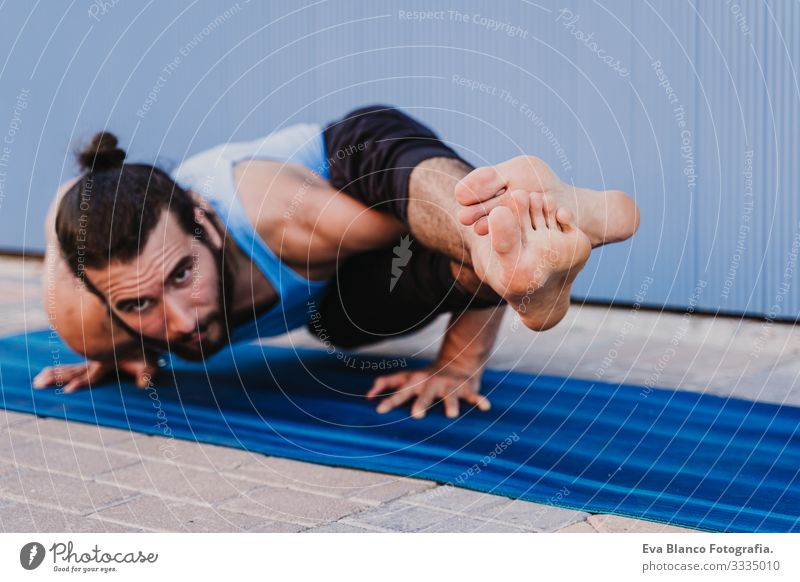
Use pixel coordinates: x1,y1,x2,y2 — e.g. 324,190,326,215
45,176,81,239
170,144,227,196
171,123,325,192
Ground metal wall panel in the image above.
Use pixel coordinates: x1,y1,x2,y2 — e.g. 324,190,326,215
0,1,796,318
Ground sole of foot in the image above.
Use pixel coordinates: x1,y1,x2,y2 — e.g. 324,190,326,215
469,190,591,331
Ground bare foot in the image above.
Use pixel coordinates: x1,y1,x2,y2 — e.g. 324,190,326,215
455,155,640,247
469,190,591,331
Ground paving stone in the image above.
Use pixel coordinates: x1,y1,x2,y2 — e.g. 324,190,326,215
347,476,436,505
420,515,527,533
10,416,137,447
7,439,140,478
0,313,45,334
587,514,698,533
233,455,435,502
0,427,35,461
0,256,42,276
403,486,501,513
0,497,141,532
218,485,369,527
730,361,800,407
556,520,597,533
0,461,24,480
0,466,136,514
0,285,38,305
110,434,254,471
477,499,589,532
94,461,264,504
404,486,587,532
343,501,452,532
0,409,38,430
305,521,377,533
245,520,309,533
91,494,302,532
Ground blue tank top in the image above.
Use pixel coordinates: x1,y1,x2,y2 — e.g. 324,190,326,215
170,123,331,343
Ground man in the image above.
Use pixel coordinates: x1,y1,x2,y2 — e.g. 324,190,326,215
33,105,639,418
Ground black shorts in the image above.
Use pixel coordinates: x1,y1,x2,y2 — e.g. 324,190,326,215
311,105,502,349
323,104,466,224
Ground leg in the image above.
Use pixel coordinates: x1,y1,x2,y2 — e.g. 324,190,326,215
310,237,502,349
323,105,591,331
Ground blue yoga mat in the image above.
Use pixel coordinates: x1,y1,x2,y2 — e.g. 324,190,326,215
2,330,799,532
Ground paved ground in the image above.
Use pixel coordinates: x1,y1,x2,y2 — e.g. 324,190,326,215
1,255,797,533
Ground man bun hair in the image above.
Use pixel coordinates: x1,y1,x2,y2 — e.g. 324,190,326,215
77,131,126,173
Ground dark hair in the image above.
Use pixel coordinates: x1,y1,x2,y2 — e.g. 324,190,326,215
56,131,201,282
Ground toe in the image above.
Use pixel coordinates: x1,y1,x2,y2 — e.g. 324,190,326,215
511,190,531,222
473,216,490,236
508,190,532,241
541,194,557,229
455,166,506,205
529,192,546,230
457,193,506,226
487,206,521,255
556,207,575,232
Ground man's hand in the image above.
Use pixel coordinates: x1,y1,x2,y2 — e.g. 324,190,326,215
455,155,561,236
455,155,639,247
33,355,159,393
367,364,490,419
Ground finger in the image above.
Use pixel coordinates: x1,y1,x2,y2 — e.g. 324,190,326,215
473,216,489,236
39,364,86,388
376,388,416,414
411,385,439,419
443,395,460,418
63,374,89,394
454,166,506,206
65,362,106,393
135,364,157,389
32,368,54,388
457,193,506,226
136,370,153,389
367,374,406,399
464,392,492,412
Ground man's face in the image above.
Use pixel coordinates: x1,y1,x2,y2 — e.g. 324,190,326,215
85,209,229,360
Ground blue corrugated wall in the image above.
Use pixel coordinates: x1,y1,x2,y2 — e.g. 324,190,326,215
0,1,796,318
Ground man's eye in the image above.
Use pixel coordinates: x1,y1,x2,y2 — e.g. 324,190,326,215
173,267,191,284
124,299,152,313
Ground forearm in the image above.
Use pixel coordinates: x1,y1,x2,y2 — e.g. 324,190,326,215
436,305,506,375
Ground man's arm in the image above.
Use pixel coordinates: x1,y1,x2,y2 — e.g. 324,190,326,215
34,181,156,391
437,304,506,381
367,305,505,418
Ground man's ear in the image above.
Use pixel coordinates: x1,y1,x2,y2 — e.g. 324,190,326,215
193,205,223,249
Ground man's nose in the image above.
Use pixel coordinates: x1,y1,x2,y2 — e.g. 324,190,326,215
165,299,196,336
